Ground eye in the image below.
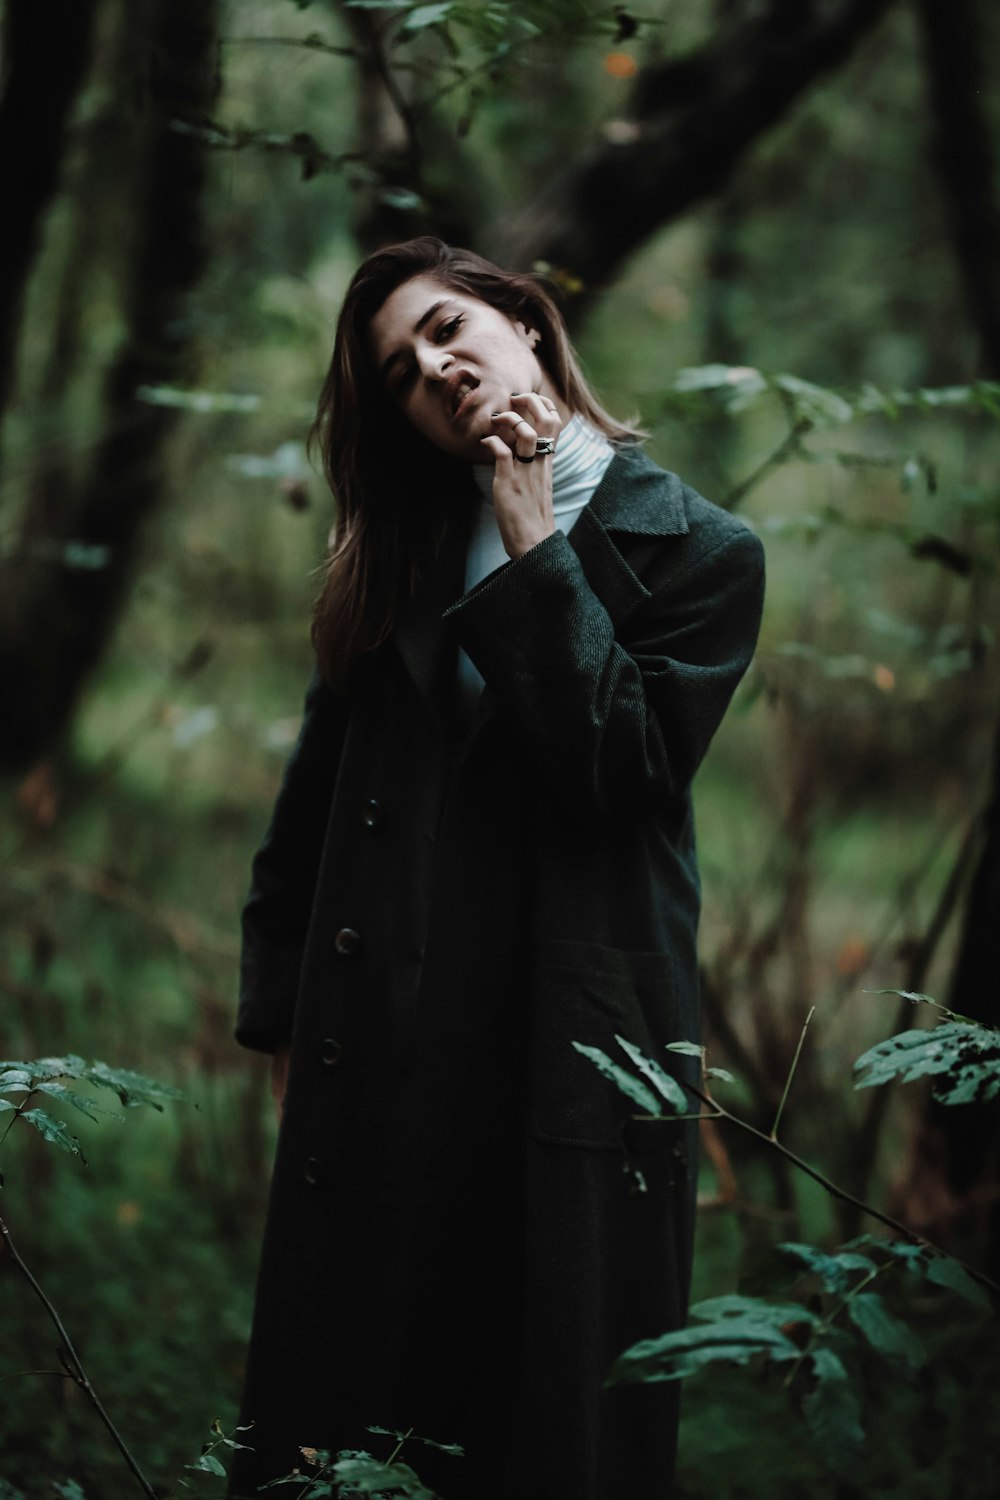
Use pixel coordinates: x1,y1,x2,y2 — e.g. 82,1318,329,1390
435,314,463,342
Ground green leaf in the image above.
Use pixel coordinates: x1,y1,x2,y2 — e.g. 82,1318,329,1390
615,1036,687,1112
52,1483,88,1500
136,384,263,414
19,1109,85,1160
0,1099,18,1113
801,1346,865,1474
869,988,938,1006
610,1297,814,1386
0,1069,33,1092
690,1294,820,1327
846,1293,925,1371
773,373,854,427
34,1083,122,1123
22,1056,88,1081
332,1454,433,1496
571,1043,661,1115
844,1237,991,1311
921,1251,992,1311
704,1066,735,1083
85,1063,184,1111
854,1023,1000,1105
403,2,454,30
364,1426,464,1456
379,186,424,211
667,364,769,415
663,1041,704,1058
780,1242,878,1294
185,1453,226,1477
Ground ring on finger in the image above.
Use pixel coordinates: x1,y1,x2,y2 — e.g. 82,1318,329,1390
535,438,555,455
515,452,535,464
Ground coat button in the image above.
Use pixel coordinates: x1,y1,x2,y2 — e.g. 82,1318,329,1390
303,1156,321,1187
362,798,384,830
334,927,361,957
321,1037,343,1067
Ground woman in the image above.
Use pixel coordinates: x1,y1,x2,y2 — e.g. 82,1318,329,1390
229,238,765,1500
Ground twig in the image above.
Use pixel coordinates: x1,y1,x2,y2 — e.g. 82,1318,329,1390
0,1215,159,1499
853,813,983,1203
386,1426,414,1466
771,1006,815,1141
679,1084,1000,1300
220,34,359,60
723,417,813,511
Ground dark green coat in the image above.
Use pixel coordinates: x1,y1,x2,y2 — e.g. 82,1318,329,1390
229,445,765,1500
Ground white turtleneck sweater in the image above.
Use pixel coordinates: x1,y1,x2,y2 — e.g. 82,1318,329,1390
456,414,615,719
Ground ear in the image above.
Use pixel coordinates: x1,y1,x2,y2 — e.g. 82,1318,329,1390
516,320,541,350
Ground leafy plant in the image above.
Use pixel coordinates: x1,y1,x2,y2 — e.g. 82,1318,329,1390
576,1002,998,1475
265,1426,462,1499
0,1055,184,1169
0,1056,185,1500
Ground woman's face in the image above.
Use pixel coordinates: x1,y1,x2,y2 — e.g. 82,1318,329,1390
368,274,567,461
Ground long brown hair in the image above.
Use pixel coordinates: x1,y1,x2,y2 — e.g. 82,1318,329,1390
311,237,641,685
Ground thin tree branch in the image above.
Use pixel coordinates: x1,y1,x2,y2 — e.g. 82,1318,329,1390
723,418,812,511
501,0,895,299
677,1083,1000,1300
771,1006,815,1141
0,1214,160,1498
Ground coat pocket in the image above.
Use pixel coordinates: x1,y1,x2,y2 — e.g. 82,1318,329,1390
528,939,691,1151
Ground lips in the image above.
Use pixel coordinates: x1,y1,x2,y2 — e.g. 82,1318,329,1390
446,371,480,419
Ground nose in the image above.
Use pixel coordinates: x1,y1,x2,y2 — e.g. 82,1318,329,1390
414,341,451,383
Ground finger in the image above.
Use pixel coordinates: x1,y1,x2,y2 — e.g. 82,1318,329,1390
510,391,561,436
479,435,514,464
490,411,530,453
511,420,538,460
490,412,538,455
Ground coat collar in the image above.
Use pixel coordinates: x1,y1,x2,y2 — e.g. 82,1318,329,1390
391,491,472,729
392,444,689,727
586,442,690,538
564,444,689,629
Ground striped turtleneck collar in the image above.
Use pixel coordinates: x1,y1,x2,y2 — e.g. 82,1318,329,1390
471,413,614,511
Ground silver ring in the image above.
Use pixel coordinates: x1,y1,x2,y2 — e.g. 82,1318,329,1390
535,438,555,455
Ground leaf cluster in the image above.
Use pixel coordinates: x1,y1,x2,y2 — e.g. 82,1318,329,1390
0,1056,184,1166
264,1425,463,1498
854,1021,1000,1106
575,1004,996,1472
611,1237,988,1475
664,364,1000,427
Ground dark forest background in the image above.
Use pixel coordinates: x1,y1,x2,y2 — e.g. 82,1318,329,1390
1,1,998,1495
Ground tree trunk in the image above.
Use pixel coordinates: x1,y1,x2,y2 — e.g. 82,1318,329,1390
911,0,1000,1274
0,0,99,424
0,0,220,772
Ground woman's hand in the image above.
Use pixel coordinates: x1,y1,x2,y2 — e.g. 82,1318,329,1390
479,392,563,560
271,1042,290,1123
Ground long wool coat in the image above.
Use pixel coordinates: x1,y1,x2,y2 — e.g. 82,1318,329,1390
228,444,765,1500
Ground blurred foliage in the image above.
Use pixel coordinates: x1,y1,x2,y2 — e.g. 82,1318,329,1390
1,0,999,1494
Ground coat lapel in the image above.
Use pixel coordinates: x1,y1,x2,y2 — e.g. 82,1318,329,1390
461,444,690,747
570,444,689,626
393,497,474,729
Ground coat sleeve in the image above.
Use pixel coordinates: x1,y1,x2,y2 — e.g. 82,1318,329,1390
443,518,765,821
236,670,348,1053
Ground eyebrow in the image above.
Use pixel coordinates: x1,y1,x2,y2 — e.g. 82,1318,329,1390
378,298,451,386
